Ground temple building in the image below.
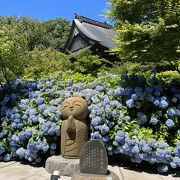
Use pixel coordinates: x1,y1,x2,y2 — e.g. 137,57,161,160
64,14,117,58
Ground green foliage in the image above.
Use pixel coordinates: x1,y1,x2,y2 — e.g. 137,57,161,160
112,19,180,71
0,27,28,84
135,127,155,141
156,71,180,84
109,62,153,76
69,50,107,75
0,16,72,83
42,18,71,52
107,0,179,24
107,0,159,23
24,49,110,80
0,16,71,52
24,48,71,80
107,0,180,74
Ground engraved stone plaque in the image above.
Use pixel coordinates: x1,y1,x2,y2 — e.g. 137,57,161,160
79,139,108,175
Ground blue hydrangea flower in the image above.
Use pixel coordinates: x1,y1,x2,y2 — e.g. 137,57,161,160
157,165,168,173
159,100,169,108
114,87,124,96
101,124,109,135
91,131,102,140
172,97,177,103
102,135,109,142
113,141,119,146
166,109,176,117
165,119,175,128
131,94,138,100
126,99,134,108
95,86,104,92
107,89,113,96
156,110,162,116
1,95,10,106
153,99,160,106
138,114,147,124
4,154,11,162
132,145,140,154
41,142,49,153
35,157,42,163
173,157,180,167
0,145,5,155
16,147,26,159
158,141,168,149
150,117,158,125
177,129,180,134
170,162,177,169
145,87,153,93
134,129,138,135
175,109,180,116
50,143,57,150
36,97,44,105
124,116,131,121
124,87,133,98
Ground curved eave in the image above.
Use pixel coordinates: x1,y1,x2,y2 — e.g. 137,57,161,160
74,19,116,49
74,19,101,43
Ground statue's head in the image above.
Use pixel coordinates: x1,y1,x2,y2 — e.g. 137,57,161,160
61,97,88,120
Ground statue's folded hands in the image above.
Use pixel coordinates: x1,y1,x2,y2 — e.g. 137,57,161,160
67,115,76,133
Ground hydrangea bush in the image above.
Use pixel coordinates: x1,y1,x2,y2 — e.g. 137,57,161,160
0,72,179,173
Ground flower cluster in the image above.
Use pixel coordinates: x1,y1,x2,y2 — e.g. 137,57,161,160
0,72,179,173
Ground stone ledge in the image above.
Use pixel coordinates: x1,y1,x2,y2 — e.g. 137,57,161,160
72,170,120,180
45,155,79,176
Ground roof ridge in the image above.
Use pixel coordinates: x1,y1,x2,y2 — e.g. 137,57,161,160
74,13,112,29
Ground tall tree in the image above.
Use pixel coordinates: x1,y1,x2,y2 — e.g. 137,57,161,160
42,18,71,52
107,0,180,73
0,26,28,84
0,16,71,52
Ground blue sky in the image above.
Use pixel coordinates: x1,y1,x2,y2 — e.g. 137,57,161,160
0,0,109,22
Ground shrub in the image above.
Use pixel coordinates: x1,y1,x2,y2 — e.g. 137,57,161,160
156,71,180,84
68,50,108,75
109,62,153,76
24,48,71,79
0,72,179,173
0,27,28,84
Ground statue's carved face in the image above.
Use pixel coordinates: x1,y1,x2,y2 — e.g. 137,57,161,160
61,97,88,120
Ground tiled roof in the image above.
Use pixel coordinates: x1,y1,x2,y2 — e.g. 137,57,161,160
74,14,116,49
74,13,112,29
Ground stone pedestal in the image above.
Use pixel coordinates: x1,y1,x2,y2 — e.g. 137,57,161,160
45,155,79,176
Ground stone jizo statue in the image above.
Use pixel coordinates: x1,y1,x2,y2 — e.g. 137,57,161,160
61,97,88,158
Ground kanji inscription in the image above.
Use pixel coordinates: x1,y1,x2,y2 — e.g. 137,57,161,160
79,140,108,175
